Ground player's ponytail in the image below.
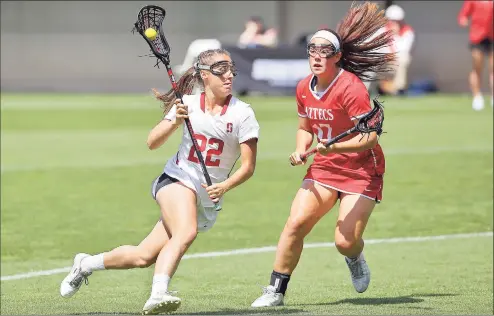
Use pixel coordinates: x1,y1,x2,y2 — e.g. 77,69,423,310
152,67,201,113
333,1,396,81
152,48,232,113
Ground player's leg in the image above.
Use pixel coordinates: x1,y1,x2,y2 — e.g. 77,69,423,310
335,193,376,293
60,219,170,298
251,180,339,307
142,182,198,315
97,220,171,269
393,51,411,95
470,45,485,111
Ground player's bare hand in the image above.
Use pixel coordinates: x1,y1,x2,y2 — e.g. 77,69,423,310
174,99,189,125
289,152,305,166
459,18,468,27
316,139,335,156
201,182,228,203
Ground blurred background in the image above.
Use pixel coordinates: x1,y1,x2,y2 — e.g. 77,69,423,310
0,0,491,95
1,1,492,315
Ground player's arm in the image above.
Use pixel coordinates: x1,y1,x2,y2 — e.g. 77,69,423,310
147,99,187,150
458,1,472,27
203,109,260,203
222,138,257,192
295,116,314,153
146,119,180,150
202,138,258,203
290,86,314,166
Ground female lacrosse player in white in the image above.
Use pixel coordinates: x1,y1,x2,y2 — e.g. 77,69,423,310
251,2,395,307
60,48,260,315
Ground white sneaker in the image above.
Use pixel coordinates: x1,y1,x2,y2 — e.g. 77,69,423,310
345,252,371,293
60,253,92,298
142,292,181,315
251,285,284,307
472,95,485,111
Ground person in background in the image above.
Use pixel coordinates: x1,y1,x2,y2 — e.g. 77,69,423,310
458,0,493,111
237,16,278,49
378,4,415,96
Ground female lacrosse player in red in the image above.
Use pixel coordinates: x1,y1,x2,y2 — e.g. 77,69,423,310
60,48,260,315
251,2,395,307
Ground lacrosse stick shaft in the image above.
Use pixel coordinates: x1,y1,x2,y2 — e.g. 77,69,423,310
163,63,213,187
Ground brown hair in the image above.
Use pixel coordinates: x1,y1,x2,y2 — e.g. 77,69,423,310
325,1,396,81
152,48,231,112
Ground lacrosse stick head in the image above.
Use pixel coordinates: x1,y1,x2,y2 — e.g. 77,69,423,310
355,96,385,136
133,5,171,65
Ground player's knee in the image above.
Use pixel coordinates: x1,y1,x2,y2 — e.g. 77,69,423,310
285,215,311,237
134,249,156,268
334,236,357,254
175,226,198,246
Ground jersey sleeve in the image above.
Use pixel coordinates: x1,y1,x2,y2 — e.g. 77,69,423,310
296,82,307,118
163,104,177,121
342,81,372,121
238,107,260,143
163,94,192,121
458,1,472,24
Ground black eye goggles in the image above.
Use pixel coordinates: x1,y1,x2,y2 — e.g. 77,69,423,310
307,43,339,58
195,60,238,76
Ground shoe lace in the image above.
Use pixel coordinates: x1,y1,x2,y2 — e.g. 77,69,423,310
259,285,277,297
348,260,364,279
69,268,90,287
155,289,179,298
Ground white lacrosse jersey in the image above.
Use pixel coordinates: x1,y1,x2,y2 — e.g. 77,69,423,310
162,93,260,209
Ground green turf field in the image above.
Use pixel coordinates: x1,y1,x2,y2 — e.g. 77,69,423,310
1,93,493,315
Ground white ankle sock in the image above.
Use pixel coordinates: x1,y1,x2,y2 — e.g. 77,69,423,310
81,253,106,272
151,274,171,296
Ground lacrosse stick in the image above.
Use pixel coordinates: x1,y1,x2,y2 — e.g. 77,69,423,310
294,96,385,165
133,5,222,211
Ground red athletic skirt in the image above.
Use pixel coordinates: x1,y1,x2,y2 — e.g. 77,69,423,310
303,164,384,203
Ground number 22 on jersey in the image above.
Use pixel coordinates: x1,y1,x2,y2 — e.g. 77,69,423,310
187,134,224,167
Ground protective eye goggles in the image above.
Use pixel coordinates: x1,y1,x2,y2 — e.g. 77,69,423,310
195,60,238,77
307,43,338,58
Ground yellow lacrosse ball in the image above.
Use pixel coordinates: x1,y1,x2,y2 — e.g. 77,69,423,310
144,28,157,40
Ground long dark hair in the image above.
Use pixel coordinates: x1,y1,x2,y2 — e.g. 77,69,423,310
325,1,396,81
153,48,231,112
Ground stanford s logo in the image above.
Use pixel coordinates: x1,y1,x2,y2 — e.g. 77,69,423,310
226,122,233,133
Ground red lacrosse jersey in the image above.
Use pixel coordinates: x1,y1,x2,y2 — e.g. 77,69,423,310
458,0,494,44
296,69,385,201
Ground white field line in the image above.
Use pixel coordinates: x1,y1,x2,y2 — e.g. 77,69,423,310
1,146,492,174
1,231,492,282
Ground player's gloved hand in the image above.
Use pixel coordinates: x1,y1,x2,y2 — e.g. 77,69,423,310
289,152,305,166
316,139,335,156
174,99,189,126
201,182,229,204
